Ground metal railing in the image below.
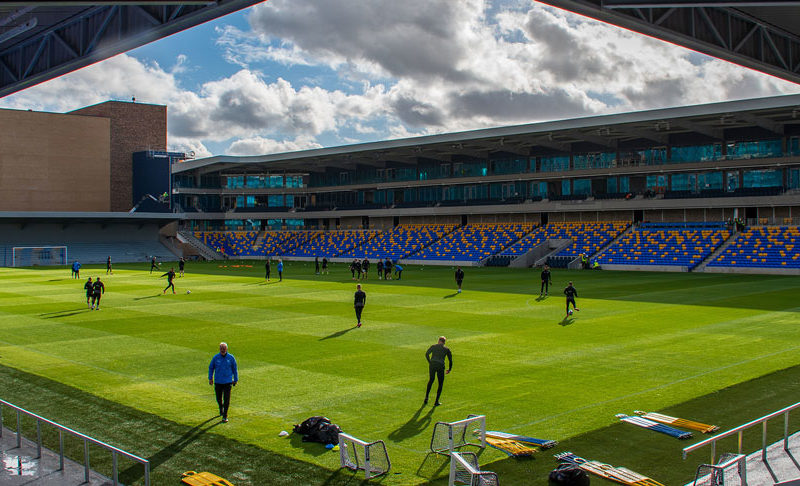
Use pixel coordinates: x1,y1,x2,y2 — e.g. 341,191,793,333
682,401,800,465
0,399,150,486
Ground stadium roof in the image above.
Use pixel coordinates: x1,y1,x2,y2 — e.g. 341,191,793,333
539,0,800,85
0,1,263,98
173,93,800,175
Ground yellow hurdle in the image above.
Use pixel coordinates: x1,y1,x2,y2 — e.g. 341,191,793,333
485,437,536,457
181,471,235,486
634,410,719,433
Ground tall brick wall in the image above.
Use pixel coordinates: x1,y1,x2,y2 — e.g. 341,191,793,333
71,101,166,212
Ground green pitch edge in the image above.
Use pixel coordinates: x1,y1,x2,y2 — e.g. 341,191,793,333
1,364,798,485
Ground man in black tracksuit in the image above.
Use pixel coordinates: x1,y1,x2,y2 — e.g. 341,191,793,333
424,336,453,406
540,264,552,296
150,256,159,274
162,268,177,294
315,256,320,275
179,257,186,277
354,284,366,328
91,277,105,310
84,277,93,307
265,259,271,281
376,259,383,280
564,281,579,316
455,267,464,293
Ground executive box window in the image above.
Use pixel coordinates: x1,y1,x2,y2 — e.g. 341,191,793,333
492,157,528,175
670,173,696,192
743,169,782,188
574,152,615,170
697,172,723,191
671,144,722,163
572,179,591,195
727,140,782,160
540,155,570,172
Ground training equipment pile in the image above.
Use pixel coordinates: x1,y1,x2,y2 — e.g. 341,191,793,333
485,430,557,449
293,416,343,445
633,410,719,433
556,452,664,486
482,430,557,457
616,413,693,439
181,471,234,486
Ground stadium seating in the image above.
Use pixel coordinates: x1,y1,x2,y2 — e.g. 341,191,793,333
597,222,730,269
411,223,535,262
500,222,628,260
338,224,456,260
253,231,320,256
195,231,259,256
285,230,380,257
708,226,800,268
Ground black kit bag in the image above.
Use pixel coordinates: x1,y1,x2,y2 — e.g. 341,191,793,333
293,416,330,436
549,463,590,486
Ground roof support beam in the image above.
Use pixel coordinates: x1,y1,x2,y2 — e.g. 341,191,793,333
675,120,724,139
736,113,784,135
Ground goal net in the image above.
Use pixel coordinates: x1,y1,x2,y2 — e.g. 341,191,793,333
431,415,486,455
692,453,746,486
12,246,67,267
338,432,391,479
449,451,499,486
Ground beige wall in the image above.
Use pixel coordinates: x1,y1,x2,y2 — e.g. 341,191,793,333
0,109,111,211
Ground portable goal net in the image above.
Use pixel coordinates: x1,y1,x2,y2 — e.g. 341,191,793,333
12,246,67,267
338,432,391,479
431,414,486,455
449,451,499,486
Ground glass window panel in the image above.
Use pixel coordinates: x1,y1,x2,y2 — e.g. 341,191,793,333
562,180,571,195
743,169,782,188
573,179,591,195
541,156,570,172
619,176,629,193
607,177,617,193
727,139,782,160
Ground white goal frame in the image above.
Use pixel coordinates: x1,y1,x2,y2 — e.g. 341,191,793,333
431,415,486,455
12,246,68,267
338,432,391,479
449,451,499,486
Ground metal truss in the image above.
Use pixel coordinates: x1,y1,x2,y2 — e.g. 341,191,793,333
540,0,800,84
0,1,262,97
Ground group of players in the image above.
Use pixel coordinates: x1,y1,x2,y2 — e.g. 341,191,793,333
346,257,403,280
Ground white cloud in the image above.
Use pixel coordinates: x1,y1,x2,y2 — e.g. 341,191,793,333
1,0,797,158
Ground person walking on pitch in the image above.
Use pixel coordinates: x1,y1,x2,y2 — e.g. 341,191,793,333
394,263,403,280
424,336,452,406
376,259,383,280
455,266,464,293
564,281,579,316
321,257,328,275
540,264,552,297
208,342,238,423
179,257,186,277
149,256,159,274
106,256,113,275
162,268,177,294
265,258,271,281
91,277,105,310
277,259,284,282
71,260,81,279
354,284,366,328
84,277,93,307
315,256,320,275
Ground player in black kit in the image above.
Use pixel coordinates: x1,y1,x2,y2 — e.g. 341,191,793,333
376,259,383,280
564,281,579,316
106,256,113,275
150,256,159,274
265,259,271,281
162,268,177,294
91,277,105,310
455,267,464,293
354,284,366,328
424,336,453,406
540,264,552,297
179,257,186,277
84,277,93,307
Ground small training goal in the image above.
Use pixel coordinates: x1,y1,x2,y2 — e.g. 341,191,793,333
338,432,391,479
431,414,486,455
449,451,499,486
12,246,67,267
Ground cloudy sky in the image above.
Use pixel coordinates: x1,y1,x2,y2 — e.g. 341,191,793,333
1,0,798,158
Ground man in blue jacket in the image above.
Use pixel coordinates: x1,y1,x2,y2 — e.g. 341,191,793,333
209,342,238,423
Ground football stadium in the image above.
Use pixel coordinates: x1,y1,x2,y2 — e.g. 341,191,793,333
1,2,800,486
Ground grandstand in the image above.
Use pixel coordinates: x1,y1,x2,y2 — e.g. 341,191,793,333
284,230,380,258
596,222,731,271
409,223,535,262
338,224,455,261
708,226,800,270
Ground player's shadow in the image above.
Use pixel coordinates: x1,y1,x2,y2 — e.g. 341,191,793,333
388,405,435,442
443,293,458,299
43,310,88,318
535,295,547,302
39,308,84,316
559,317,575,326
321,469,376,485
319,327,358,341
118,417,219,484
133,294,161,300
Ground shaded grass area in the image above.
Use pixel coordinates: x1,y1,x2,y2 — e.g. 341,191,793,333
2,363,799,485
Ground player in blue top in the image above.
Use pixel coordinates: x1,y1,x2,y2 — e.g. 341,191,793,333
277,260,284,281
71,261,81,279
208,342,238,423
394,263,403,280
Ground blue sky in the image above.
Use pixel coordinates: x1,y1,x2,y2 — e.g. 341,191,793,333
1,0,798,158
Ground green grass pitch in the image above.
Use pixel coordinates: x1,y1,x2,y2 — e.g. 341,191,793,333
1,261,799,485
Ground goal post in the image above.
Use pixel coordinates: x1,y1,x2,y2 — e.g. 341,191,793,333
431,415,486,455
338,432,391,479
12,246,68,267
449,451,499,486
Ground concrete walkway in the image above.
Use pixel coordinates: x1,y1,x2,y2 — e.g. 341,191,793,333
1,426,115,485
685,431,800,486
